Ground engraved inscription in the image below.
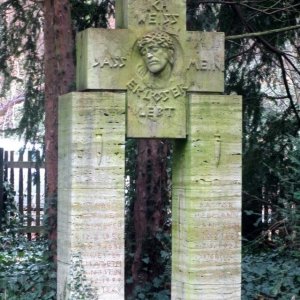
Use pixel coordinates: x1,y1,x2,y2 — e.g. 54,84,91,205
127,31,186,128
127,79,187,101
93,56,127,68
143,0,179,26
127,78,186,121
83,256,123,296
99,286,122,295
187,58,224,71
138,106,175,118
193,252,239,263
195,239,240,249
192,210,241,219
147,13,179,25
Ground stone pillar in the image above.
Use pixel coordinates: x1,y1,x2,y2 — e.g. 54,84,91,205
172,94,242,299
57,92,126,300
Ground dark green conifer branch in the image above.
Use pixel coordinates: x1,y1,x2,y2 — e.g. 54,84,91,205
0,0,44,145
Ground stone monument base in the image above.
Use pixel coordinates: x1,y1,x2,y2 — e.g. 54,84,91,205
172,94,242,300
57,92,126,300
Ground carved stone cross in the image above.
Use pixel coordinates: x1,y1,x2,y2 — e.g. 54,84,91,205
76,0,224,138
58,1,242,299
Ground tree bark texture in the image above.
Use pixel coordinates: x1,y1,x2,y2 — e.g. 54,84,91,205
132,139,169,284
43,0,75,260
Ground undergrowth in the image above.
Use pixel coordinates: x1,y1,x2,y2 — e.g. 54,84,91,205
0,182,56,300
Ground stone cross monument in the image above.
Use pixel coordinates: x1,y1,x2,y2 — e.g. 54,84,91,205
57,0,242,299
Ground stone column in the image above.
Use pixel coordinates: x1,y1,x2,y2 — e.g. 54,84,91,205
57,92,126,300
172,94,242,299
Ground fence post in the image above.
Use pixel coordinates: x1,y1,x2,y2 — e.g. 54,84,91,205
10,151,14,188
36,151,41,230
4,151,8,182
19,151,24,225
0,148,4,229
27,151,32,240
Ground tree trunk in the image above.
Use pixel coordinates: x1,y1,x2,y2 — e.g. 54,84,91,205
43,0,75,261
132,139,169,284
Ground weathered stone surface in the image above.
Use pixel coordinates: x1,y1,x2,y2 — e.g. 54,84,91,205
76,29,136,91
76,8,224,139
116,0,186,33
127,82,187,138
184,31,224,92
59,2,242,299
76,3,224,138
172,94,242,300
57,92,126,300
76,28,224,94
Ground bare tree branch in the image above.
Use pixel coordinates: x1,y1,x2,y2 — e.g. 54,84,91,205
226,25,300,41
230,3,300,128
231,4,300,77
263,95,290,100
278,55,300,128
226,41,257,62
199,0,300,14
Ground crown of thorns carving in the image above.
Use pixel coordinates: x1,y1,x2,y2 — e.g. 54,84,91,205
137,31,175,52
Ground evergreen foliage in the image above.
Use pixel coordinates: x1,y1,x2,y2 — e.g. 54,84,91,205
0,182,56,300
242,135,300,299
0,0,114,145
0,0,44,145
70,0,114,31
242,250,300,299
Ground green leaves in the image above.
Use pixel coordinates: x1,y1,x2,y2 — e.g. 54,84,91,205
0,0,44,145
70,0,114,31
0,182,56,299
293,191,300,201
243,250,300,299
66,253,98,300
242,251,300,300
142,256,150,264
0,238,56,300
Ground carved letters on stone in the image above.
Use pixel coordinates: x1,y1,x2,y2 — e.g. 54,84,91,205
58,1,241,299
126,31,187,138
127,30,186,137
76,25,225,138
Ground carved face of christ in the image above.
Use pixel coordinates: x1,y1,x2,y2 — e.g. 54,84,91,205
140,45,172,74
137,31,175,78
